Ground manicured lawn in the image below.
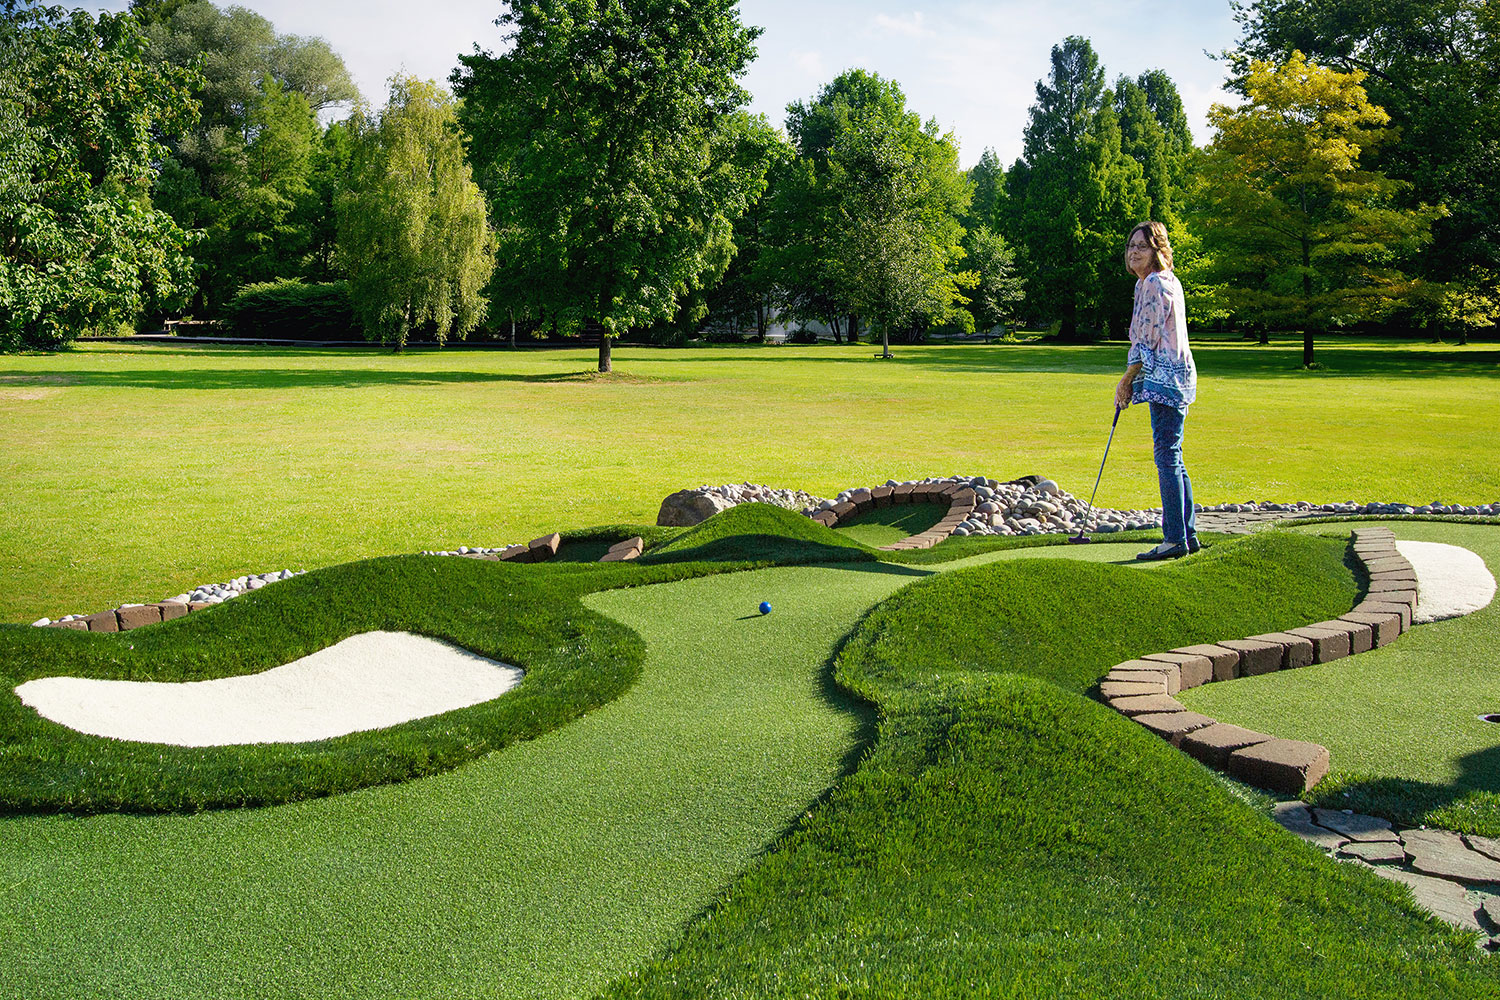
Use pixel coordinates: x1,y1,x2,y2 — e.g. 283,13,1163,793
1182,520,1500,835
2,336,1496,622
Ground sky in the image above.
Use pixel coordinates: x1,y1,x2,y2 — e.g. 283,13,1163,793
83,0,1245,168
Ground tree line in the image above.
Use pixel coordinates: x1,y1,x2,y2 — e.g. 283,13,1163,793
2,0,1494,362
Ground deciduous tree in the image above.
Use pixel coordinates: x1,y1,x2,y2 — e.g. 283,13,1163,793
336,76,496,349
454,0,770,372
1200,52,1442,365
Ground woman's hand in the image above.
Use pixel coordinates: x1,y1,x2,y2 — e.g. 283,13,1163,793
1114,379,1133,410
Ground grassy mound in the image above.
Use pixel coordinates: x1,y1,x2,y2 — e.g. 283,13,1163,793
642,502,875,565
602,673,1495,998
844,529,1358,695
0,554,717,814
602,532,1498,996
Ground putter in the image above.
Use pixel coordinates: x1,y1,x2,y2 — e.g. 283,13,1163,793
1068,405,1122,544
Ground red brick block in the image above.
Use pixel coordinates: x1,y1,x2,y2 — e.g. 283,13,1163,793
157,601,189,621
1141,651,1213,689
116,605,164,630
499,544,533,563
813,511,838,527
1218,638,1282,676
1285,626,1350,663
1106,661,1179,694
48,620,87,631
1134,711,1217,746
528,533,562,561
1100,679,1169,699
1309,618,1373,654
1108,693,1186,717
830,501,858,519
872,485,894,508
187,601,213,613
893,482,915,500
1363,556,1413,574
1227,739,1330,794
1171,643,1242,682
1355,600,1411,632
1247,632,1315,669
84,611,119,633
1340,610,1401,646
1181,723,1275,770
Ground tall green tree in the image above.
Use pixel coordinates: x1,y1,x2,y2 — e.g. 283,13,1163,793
336,76,496,349
142,1,357,310
1200,52,1442,365
1,2,199,350
1231,0,1500,323
1012,37,1148,340
454,0,770,372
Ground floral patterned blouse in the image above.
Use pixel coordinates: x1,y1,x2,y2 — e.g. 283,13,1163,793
1127,269,1196,410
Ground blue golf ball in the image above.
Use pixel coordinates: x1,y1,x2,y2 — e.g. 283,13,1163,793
759,601,772,615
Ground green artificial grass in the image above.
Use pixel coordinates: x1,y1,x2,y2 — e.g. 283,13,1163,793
844,529,1358,696
601,532,1498,998
641,502,875,565
0,549,1035,999
3,337,1498,622
832,501,949,546
1181,521,1500,836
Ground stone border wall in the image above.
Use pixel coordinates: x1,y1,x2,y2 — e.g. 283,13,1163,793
1099,526,1415,795
809,482,979,551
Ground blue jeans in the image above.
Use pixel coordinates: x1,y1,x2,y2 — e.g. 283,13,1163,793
1149,402,1196,545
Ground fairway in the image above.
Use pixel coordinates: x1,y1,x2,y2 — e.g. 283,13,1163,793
0,542,1139,1000
1,338,1496,623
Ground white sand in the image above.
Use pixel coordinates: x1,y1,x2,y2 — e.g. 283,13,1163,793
14,631,524,746
1397,540,1497,624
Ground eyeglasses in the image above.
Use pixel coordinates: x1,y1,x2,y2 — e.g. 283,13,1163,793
1126,242,1152,251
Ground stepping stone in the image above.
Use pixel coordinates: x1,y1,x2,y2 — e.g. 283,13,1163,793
1466,834,1500,863
1483,896,1500,930
1279,818,1349,851
1180,723,1274,769
1284,625,1350,663
1402,829,1500,883
1227,739,1330,794
1339,840,1407,864
1172,643,1241,682
1218,638,1283,676
1140,651,1212,689
1312,809,1399,842
1132,710,1216,746
1271,800,1312,827
1108,693,1186,717
1247,632,1315,669
1367,866,1483,932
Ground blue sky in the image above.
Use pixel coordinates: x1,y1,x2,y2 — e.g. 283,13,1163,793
83,0,1244,167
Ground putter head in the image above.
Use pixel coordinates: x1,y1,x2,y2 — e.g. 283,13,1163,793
1066,532,1091,544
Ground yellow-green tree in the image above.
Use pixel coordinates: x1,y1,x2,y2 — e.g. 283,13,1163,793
1200,52,1442,366
336,76,495,350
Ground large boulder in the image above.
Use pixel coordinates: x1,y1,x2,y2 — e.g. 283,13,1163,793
656,489,737,527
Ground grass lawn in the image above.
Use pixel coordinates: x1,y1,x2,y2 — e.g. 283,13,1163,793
2,336,1496,622
1182,520,1500,835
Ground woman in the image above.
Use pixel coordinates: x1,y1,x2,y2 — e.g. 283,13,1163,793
1114,221,1198,560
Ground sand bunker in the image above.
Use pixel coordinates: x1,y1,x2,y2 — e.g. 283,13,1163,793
1397,541,1496,624
15,631,523,746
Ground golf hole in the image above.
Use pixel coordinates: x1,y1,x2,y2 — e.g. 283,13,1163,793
1479,714,1500,725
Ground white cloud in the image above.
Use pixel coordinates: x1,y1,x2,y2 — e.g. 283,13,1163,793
871,12,935,39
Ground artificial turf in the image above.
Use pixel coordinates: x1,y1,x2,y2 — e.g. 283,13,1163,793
1182,520,1500,836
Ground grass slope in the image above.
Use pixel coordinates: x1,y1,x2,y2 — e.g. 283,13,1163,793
1183,521,1500,836
602,532,1498,998
3,337,1497,622
642,502,874,565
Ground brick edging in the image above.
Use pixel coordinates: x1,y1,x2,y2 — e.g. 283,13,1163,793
808,482,980,551
1099,526,1415,795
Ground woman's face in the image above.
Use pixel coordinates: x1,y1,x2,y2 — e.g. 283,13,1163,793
1126,231,1155,278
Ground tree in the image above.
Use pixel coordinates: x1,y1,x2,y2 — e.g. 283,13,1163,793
142,1,358,310
962,226,1025,336
1232,0,1500,293
1011,37,1149,340
1,2,199,350
1200,52,1442,365
454,0,770,372
336,76,496,349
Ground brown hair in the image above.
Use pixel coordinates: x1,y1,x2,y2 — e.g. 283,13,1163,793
1126,221,1173,272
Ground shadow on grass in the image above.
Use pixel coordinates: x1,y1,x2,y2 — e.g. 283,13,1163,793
1311,742,1500,834
0,366,655,391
